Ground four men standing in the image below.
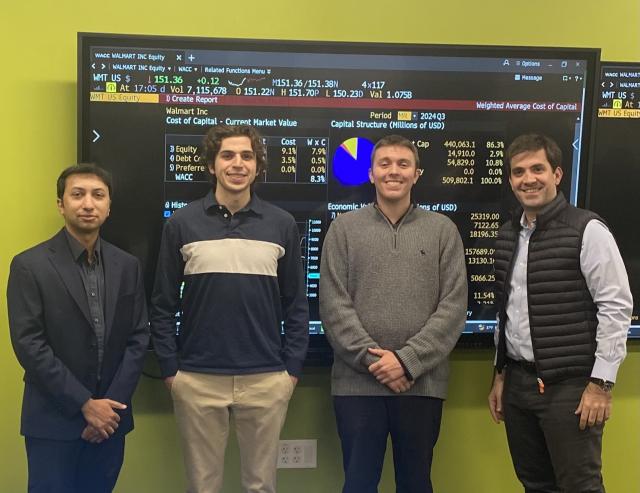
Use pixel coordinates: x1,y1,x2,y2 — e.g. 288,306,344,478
6,129,633,492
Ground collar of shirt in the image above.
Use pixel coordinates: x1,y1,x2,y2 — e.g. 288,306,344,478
202,190,265,217
373,201,417,228
519,212,536,232
63,229,102,266
511,191,566,229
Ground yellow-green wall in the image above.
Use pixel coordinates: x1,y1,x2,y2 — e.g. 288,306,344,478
2,1,639,491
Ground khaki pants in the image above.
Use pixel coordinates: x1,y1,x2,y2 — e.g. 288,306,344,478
171,370,294,493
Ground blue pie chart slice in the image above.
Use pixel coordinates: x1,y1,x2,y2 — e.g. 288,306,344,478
333,137,374,186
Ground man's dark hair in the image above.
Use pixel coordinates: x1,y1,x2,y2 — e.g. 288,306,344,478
56,163,113,199
371,134,420,168
506,133,562,171
201,125,267,187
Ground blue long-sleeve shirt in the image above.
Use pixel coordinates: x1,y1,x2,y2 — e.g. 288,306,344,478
150,191,309,378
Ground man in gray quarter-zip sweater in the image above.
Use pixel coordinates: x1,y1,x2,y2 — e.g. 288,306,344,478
320,135,467,493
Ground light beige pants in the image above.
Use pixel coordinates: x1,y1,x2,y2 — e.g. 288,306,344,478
171,370,294,493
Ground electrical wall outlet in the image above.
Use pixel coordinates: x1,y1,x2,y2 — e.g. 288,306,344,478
277,439,317,468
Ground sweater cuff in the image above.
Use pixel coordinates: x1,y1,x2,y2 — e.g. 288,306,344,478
361,351,379,370
395,346,421,380
285,358,304,379
393,351,414,381
158,356,179,379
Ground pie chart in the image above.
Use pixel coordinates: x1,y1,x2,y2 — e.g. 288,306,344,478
332,137,374,186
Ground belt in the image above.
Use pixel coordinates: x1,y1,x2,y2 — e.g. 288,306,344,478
505,356,537,373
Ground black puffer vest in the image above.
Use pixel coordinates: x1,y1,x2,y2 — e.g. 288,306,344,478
494,192,602,384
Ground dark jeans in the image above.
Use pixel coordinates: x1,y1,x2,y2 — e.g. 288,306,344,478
25,435,125,493
503,363,605,493
334,395,443,493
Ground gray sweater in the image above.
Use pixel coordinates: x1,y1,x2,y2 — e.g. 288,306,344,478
319,204,467,399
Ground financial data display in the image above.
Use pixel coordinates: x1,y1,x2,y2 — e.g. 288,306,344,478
78,34,598,351
590,62,640,337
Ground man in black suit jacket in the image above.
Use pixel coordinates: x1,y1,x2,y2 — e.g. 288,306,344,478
7,164,149,493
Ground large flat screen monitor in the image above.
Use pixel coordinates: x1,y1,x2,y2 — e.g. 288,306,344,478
78,33,599,357
589,61,639,338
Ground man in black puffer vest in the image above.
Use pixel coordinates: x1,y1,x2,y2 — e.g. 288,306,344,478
487,134,632,493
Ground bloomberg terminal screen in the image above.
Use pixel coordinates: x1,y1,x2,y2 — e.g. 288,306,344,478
591,62,640,337
78,34,598,343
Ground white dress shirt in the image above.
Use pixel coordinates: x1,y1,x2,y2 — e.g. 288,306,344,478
495,215,633,382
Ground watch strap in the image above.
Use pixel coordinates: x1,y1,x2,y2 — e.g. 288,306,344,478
588,377,614,392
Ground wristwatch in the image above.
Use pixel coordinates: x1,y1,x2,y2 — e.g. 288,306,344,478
588,377,614,392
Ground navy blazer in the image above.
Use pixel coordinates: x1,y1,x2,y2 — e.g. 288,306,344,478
7,229,149,440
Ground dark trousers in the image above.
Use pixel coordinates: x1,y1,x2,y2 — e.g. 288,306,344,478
503,364,605,493
334,395,443,493
25,435,125,493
